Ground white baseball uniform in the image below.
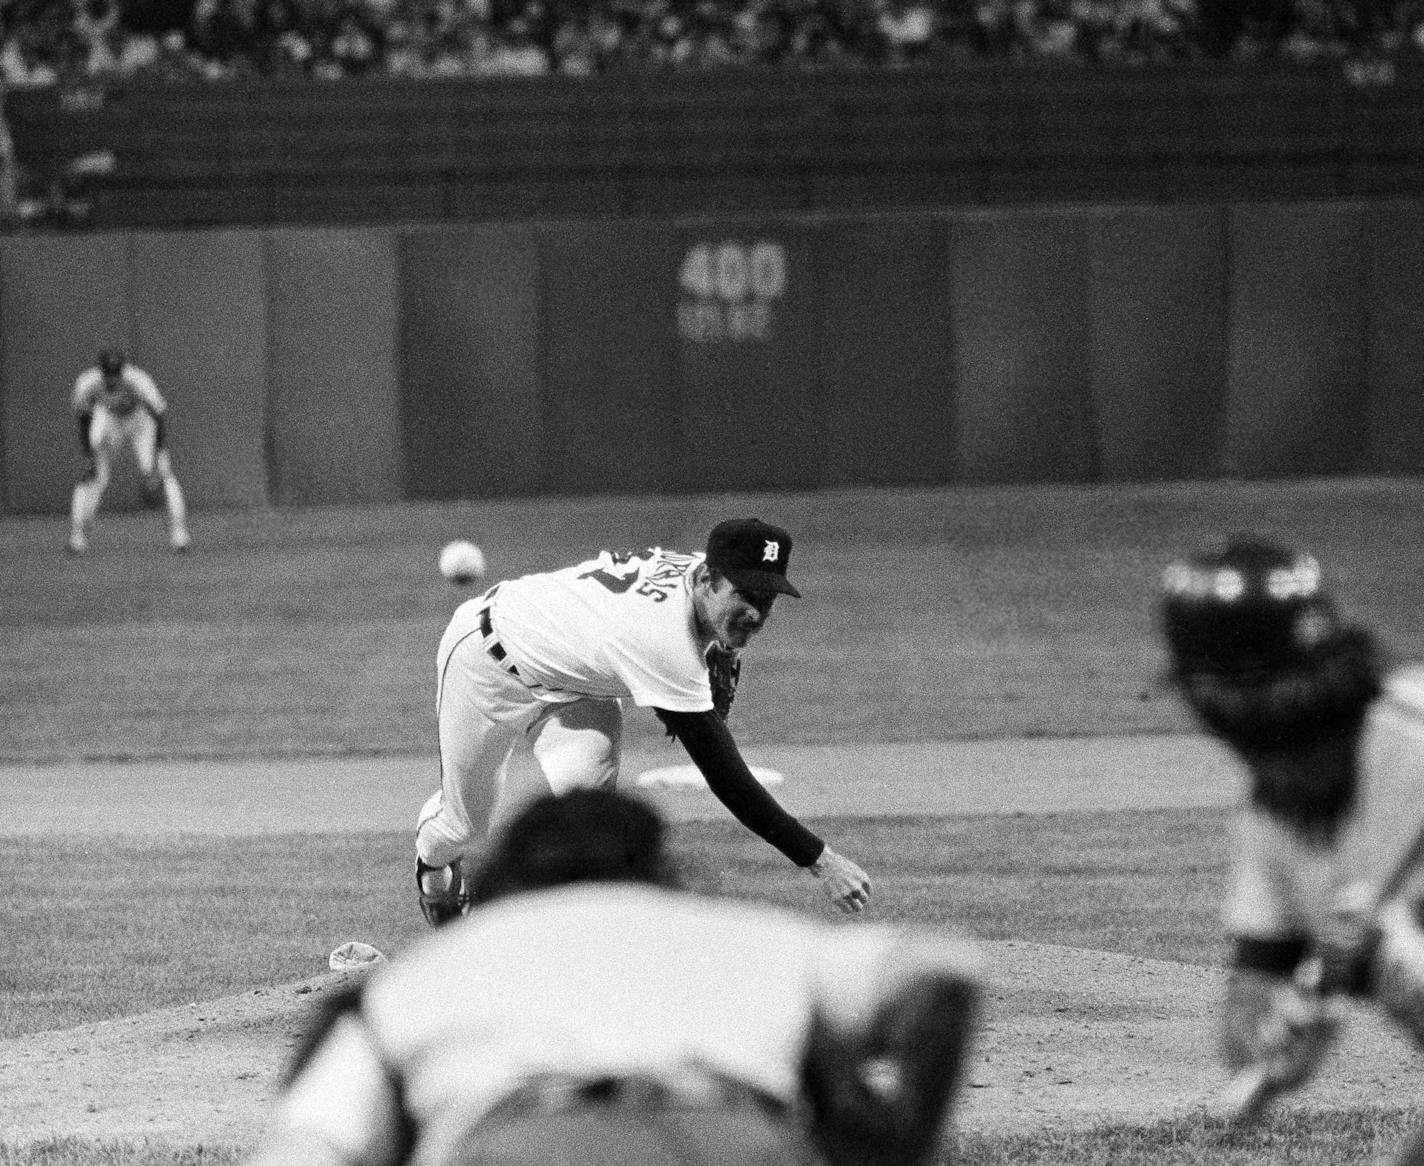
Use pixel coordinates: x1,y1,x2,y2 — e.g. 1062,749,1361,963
72,363,167,471
486,547,711,708
68,360,190,552
417,546,822,872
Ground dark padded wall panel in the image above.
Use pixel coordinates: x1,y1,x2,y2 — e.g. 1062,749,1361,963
1088,206,1230,481
265,229,402,505
537,225,678,495
1224,202,1369,477
948,210,1097,484
126,231,270,509
673,224,823,491
7,198,1418,512
0,234,129,515
817,218,956,486
1363,200,1424,474
398,225,540,500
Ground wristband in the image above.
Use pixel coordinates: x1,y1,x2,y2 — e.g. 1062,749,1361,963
1234,935,1310,978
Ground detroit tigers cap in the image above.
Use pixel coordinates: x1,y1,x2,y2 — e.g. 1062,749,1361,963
704,518,801,598
98,348,125,376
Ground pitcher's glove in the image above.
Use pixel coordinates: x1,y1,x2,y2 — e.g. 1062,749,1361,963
705,642,741,721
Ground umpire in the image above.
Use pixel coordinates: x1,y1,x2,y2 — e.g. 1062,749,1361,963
246,789,983,1166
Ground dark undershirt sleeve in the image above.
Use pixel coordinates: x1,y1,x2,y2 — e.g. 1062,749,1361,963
656,707,824,867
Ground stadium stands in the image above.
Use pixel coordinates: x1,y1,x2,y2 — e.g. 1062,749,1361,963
6,61,1424,230
2,0,1419,86
3,0,1424,229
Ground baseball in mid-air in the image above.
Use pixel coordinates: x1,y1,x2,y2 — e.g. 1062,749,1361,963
438,539,487,585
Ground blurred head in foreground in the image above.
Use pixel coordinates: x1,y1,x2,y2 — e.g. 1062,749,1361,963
464,787,681,908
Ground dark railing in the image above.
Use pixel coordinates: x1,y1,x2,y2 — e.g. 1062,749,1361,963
7,62,1424,229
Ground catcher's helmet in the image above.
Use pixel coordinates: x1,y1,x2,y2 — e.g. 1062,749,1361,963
1159,536,1340,678
98,348,125,376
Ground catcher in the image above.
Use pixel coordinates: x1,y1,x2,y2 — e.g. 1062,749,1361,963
67,348,191,554
1159,535,1424,1143
415,517,872,925
247,789,981,1166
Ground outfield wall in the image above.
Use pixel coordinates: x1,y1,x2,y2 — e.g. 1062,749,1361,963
2,198,1422,515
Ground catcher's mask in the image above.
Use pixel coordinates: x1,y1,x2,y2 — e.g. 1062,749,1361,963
1159,536,1342,680
98,348,125,377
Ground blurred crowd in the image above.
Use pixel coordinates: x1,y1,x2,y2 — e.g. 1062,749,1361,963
0,0,1420,85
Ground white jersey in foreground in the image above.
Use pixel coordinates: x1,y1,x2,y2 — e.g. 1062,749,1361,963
267,883,981,1166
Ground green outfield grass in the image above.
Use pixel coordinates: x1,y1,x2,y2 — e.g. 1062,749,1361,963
956,1107,1424,1165
4,479,1424,762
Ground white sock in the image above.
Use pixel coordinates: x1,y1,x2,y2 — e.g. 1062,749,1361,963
163,474,188,535
419,864,455,895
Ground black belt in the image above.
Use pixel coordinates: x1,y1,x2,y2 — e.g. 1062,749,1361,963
478,586,518,676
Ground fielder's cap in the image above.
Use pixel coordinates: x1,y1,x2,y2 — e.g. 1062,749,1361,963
705,518,801,598
98,348,125,376
1159,535,1339,677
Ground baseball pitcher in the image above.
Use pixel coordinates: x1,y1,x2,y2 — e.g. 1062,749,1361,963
1160,536,1424,1138
415,517,872,925
68,348,191,554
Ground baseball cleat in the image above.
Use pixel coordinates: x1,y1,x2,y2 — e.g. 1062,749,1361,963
417,858,465,927
66,531,88,555
170,529,191,552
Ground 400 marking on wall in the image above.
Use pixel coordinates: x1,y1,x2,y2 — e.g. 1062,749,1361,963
676,240,788,343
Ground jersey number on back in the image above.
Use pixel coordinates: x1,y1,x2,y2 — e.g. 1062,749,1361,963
578,550,655,596
577,549,696,604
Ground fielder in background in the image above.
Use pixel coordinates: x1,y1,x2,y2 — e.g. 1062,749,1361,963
68,348,191,554
247,788,982,1166
1160,536,1424,1151
415,517,872,925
